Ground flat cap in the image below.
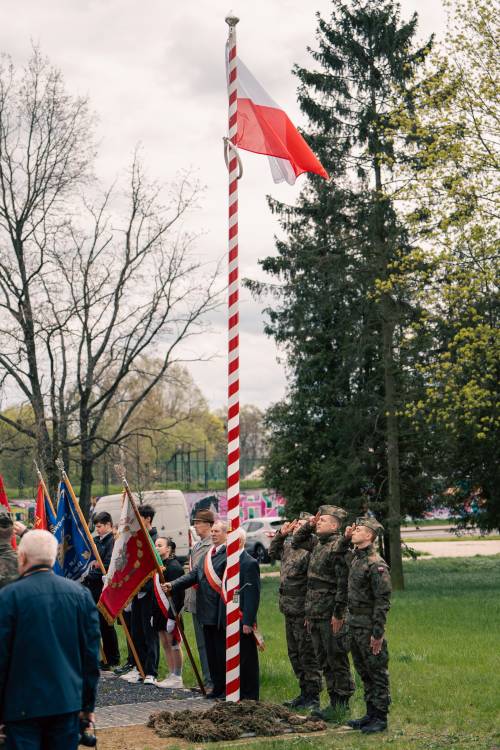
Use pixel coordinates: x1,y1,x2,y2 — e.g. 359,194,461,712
356,516,384,535
193,509,215,525
318,505,348,522
0,512,13,528
299,511,313,520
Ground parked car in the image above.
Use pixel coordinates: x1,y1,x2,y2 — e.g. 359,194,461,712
92,489,190,564
241,516,283,563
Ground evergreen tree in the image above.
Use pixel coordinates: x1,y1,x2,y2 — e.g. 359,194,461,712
252,0,434,588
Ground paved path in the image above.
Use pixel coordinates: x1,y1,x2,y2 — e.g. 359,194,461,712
411,540,500,557
96,695,206,729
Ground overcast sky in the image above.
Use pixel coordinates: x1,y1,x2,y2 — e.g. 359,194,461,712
0,0,446,411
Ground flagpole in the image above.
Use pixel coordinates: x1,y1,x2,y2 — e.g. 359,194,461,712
54,459,145,679
34,462,56,516
115,465,206,695
225,12,241,704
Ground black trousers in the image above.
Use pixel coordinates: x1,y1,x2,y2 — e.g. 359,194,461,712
131,593,159,677
87,581,120,665
240,631,260,700
203,624,226,696
5,711,80,750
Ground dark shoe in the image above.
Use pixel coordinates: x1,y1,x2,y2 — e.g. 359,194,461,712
301,695,320,710
310,704,341,722
205,691,223,700
283,694,306,708
361,716,388,734
347,714,371,729
99,661,114,671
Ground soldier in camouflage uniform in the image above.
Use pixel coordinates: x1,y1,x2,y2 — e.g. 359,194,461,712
293,504,355,720
345,517,391,734
0,513,18,590
269,511,321,709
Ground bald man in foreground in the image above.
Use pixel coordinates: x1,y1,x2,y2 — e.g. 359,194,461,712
0,530,100,750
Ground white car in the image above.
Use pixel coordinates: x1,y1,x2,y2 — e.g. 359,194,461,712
241,516,283,563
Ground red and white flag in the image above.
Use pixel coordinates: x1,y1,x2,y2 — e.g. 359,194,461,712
0,474,16,550
229,52,329,185
98,492,159,624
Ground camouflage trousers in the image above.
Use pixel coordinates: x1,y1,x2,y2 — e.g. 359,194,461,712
349,625,391,713
285,615,321,697
310,618,355,699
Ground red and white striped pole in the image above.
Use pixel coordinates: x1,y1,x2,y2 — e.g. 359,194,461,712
224,13,241,703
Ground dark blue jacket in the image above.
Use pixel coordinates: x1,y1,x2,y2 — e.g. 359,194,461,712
0,568,100,722
172,545,226,626
237,551,261,627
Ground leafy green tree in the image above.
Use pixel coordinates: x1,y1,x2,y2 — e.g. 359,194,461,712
252,0,436,587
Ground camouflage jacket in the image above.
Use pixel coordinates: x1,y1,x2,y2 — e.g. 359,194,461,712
269,530,314,617
0,541,18,590
347,544,391,639
292,523,349,620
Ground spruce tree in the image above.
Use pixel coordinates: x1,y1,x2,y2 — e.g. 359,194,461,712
253,0,434,588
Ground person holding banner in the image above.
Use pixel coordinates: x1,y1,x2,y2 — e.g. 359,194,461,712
83,511,120,670
152,537,185,689
164,520,227,699
0,513,18,590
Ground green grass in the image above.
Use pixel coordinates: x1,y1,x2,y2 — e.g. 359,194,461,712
117,555,500,750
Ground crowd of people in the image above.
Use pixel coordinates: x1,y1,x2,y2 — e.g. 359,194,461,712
0,500,392,748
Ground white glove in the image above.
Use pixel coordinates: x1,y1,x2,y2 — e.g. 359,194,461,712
166,618,176,633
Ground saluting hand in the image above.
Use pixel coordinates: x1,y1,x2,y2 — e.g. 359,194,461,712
280,521,292,536
331,616,344,634
344,525,355,539
309,513,320,528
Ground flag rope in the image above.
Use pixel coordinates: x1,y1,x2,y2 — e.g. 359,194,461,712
225,12,241,704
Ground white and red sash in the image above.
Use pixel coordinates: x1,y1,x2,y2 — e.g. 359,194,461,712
203,545,223,594
153,572,182,642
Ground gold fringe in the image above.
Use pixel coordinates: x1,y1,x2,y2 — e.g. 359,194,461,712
97,569,156,626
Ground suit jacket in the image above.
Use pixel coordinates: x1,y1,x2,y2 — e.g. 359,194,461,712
218,550,261,628
184,535,212,614
0,568,100,722
171,545,226,626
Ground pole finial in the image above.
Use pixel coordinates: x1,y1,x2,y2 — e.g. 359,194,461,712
225,13,239,27
114,463,127,484
55,455,65,474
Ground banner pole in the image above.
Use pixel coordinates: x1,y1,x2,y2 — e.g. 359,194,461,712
55,459,145,678
116,466,206,694
34,462,57,516
224,12,241,704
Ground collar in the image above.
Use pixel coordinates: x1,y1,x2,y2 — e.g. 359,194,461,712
214,543,225,554
354,544,374,557
97,531,113,542
22,564,53,578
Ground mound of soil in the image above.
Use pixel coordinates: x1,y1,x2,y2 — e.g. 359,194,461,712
148,700,327,743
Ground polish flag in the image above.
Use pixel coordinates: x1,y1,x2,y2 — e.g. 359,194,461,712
0,474,16,549
230,54,329,185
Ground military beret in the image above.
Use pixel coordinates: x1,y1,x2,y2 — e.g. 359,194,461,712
356,516,384,535
0,512,13,529
299,511,313,520
318,505,348,522
193,509,215,525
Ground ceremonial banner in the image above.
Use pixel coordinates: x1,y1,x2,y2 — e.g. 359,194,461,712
98,492,158,624
34,481,56,531
53,481,95,580
0,474,16,549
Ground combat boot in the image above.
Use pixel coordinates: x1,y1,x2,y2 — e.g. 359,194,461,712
311,695,348,723
301,694,320,710
346,701,374,729
361,709,388,734
283,694,306,708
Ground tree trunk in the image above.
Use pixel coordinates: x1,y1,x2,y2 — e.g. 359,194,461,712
382,315,404,590
79,457,94,521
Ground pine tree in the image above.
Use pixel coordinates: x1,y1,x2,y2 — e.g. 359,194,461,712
253,0,434,588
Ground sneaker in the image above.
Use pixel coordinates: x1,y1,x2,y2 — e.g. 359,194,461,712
114,663,134,676
142,675,157,686
157,674,184,689
120,667,140,682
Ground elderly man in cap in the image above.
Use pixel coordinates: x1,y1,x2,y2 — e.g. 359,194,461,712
0,513,18,590
184,508,216,692
269,511,321,709
344,517,391,734
293,504,355,721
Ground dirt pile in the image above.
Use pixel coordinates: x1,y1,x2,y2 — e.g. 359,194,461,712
148,700,327,743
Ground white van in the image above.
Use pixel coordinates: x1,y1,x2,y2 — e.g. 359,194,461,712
92,490,190,563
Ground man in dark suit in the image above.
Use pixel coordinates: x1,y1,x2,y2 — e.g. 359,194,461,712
230,528,261,700
0,529,100,750
83,510,120,669
164,519,227,698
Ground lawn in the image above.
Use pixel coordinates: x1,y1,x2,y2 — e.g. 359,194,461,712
113,555,500,750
